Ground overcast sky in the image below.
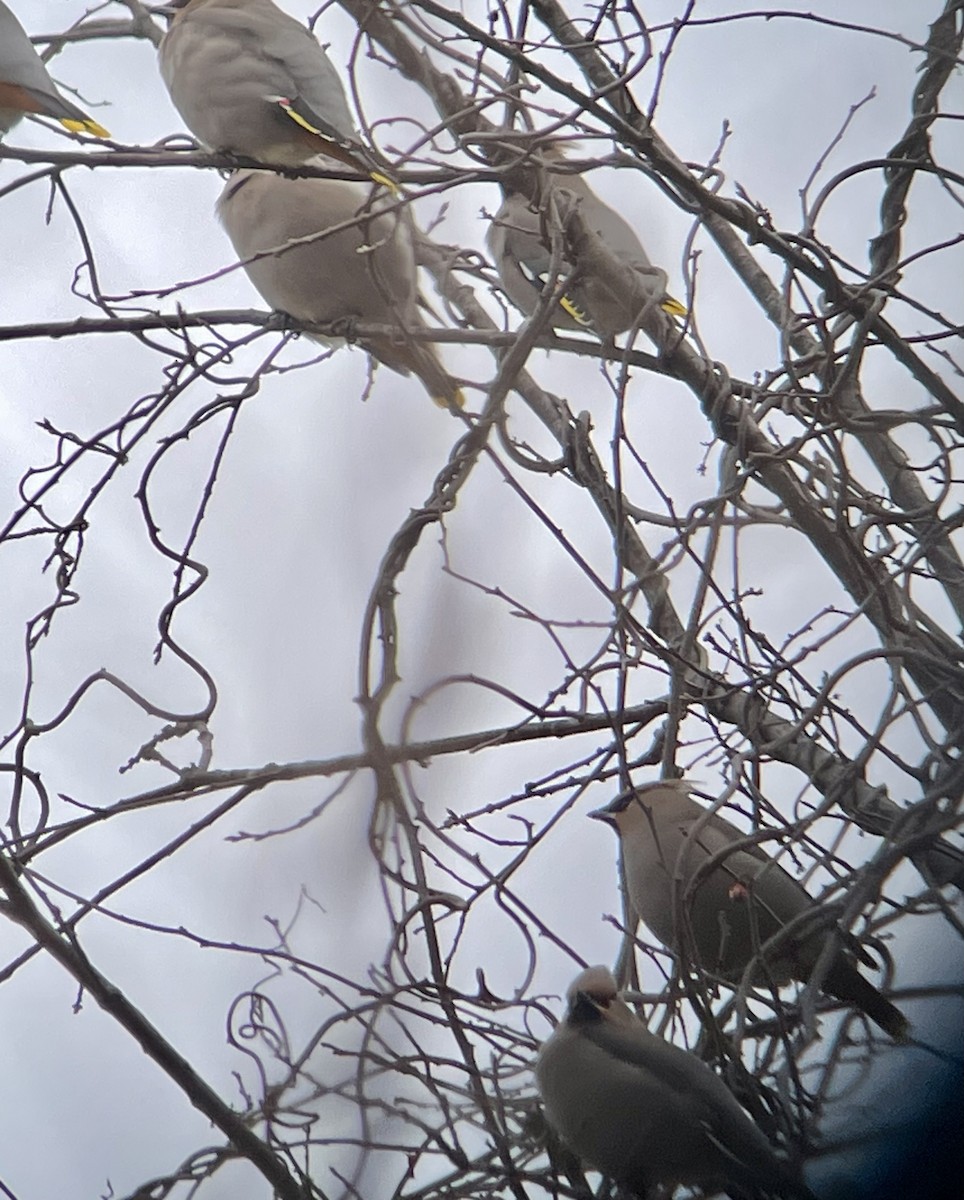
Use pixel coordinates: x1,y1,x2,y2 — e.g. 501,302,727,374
0,2,962,1198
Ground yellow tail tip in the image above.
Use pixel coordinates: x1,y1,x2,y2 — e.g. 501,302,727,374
661,295,687,317
434,387,465,410
61,116,110,138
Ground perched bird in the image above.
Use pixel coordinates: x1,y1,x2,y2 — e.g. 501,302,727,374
536,966,813,1200
217,169,463,408
591,780,909,1041
487,146,686,337
158,0,390,186
0,1,109,139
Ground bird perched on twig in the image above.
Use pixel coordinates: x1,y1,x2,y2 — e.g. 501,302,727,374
487,143,686,338
536,966,815,1200
217,169,463,408
591,780,909,1041
0,1,109,139
158,0,392,187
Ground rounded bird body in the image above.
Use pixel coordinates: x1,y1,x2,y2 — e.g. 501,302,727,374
0,1,109,139
487,148,685,337
591,781,909,1041
159,0,383,179
217,169,462,407
536,966,813,1200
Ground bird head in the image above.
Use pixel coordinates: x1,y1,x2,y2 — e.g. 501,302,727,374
589,779,699,837
568,966,614,1022
564,965,640,1030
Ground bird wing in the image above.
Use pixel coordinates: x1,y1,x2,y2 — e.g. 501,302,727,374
683,813,876,971
259,16,358,148
552,173,687,318
585,1010,803,1194
684,814,811,906
488,193,593,329
580,1005,729,1106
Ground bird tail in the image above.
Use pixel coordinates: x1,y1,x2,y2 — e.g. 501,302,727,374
703,1127,815,1200
10,85,109,138
824,960,909,1042
372,337,464,409
57,112,110,138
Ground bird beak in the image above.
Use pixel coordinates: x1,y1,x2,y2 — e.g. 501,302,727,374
588,806,617,827
589,788,637,824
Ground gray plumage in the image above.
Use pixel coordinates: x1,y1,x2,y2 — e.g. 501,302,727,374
487,148,686,337
536,966,813,1200
591,780,909,1041
0,1,109,138
217,169,462,407
158,0,385,180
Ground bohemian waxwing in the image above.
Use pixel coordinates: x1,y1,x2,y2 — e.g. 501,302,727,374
217,169,463,408
0,1,109,139
536,966,814,1200
158,0,390,186
487,146,686,338
591,781,909,1041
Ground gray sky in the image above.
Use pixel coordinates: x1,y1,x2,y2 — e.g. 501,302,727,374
0,2,962,1198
